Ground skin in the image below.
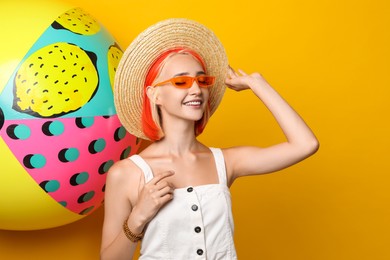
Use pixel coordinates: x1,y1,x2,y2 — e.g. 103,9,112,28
100,54,319,260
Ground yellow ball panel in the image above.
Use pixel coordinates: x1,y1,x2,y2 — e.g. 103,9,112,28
0,137,83,230
14,43,99,117
55,7,100,35
0,0,73,93
107,44,123,91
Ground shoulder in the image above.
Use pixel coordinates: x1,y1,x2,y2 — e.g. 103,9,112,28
219,146,241,162
220,146,264,161
105,157,144,201
220,146,266,184
107,157,141,182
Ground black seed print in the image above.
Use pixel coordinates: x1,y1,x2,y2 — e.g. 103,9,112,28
0,108,4,131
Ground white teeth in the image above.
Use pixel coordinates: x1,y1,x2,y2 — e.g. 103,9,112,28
184,101,201,106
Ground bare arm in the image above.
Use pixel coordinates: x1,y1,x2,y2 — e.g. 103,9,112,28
100,160,174,260
224,68,319,183
100,160,140,260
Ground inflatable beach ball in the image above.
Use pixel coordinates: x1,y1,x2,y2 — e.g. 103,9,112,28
0,1,140,230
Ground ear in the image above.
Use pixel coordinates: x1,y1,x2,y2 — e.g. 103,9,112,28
146,86,161,105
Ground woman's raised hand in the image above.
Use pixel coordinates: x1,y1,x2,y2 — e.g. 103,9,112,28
225,66,270,92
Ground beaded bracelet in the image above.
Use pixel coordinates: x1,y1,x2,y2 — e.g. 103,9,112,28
123,220,144,243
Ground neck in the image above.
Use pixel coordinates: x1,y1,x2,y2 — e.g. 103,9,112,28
156,117,200,156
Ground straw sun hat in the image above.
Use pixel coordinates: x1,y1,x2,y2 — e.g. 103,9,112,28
114,18,228,140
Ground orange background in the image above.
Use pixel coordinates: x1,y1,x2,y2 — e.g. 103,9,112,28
1,0,389,259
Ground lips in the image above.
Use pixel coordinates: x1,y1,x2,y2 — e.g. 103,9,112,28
183,99,203,106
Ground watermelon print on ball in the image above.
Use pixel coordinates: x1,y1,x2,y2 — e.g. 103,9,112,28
0,5,140,229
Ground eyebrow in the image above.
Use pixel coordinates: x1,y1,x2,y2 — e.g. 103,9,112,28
173,71,206,77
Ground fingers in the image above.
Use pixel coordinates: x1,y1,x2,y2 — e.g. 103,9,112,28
144,171,175,200
155,180,173,191
228,65,239,78
238,69,248,76
228,65,248,76
133,170,175,224
154,185,174,202
148,170,175,185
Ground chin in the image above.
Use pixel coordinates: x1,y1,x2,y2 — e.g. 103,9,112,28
184,112,204,122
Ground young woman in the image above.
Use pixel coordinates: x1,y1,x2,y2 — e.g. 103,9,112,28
100,18,319,260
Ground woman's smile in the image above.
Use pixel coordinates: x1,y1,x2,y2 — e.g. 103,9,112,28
182,99,203,107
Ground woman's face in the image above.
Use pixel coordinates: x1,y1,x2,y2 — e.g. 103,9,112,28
151,54,210,123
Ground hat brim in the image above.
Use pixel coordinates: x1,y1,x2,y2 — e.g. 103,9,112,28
114,18,228,140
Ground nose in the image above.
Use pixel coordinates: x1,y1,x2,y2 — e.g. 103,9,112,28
189,79,201,95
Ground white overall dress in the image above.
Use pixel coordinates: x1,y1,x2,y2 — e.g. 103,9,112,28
129,148,237,259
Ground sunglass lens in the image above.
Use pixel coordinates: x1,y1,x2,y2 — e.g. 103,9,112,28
197,76,214,87
170,76,214,88
172,77,192,88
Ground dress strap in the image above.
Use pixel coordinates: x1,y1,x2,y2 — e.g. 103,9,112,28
129,155,154,183
209,148,228,186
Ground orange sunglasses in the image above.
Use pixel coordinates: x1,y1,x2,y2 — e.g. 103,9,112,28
153,75,215,89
